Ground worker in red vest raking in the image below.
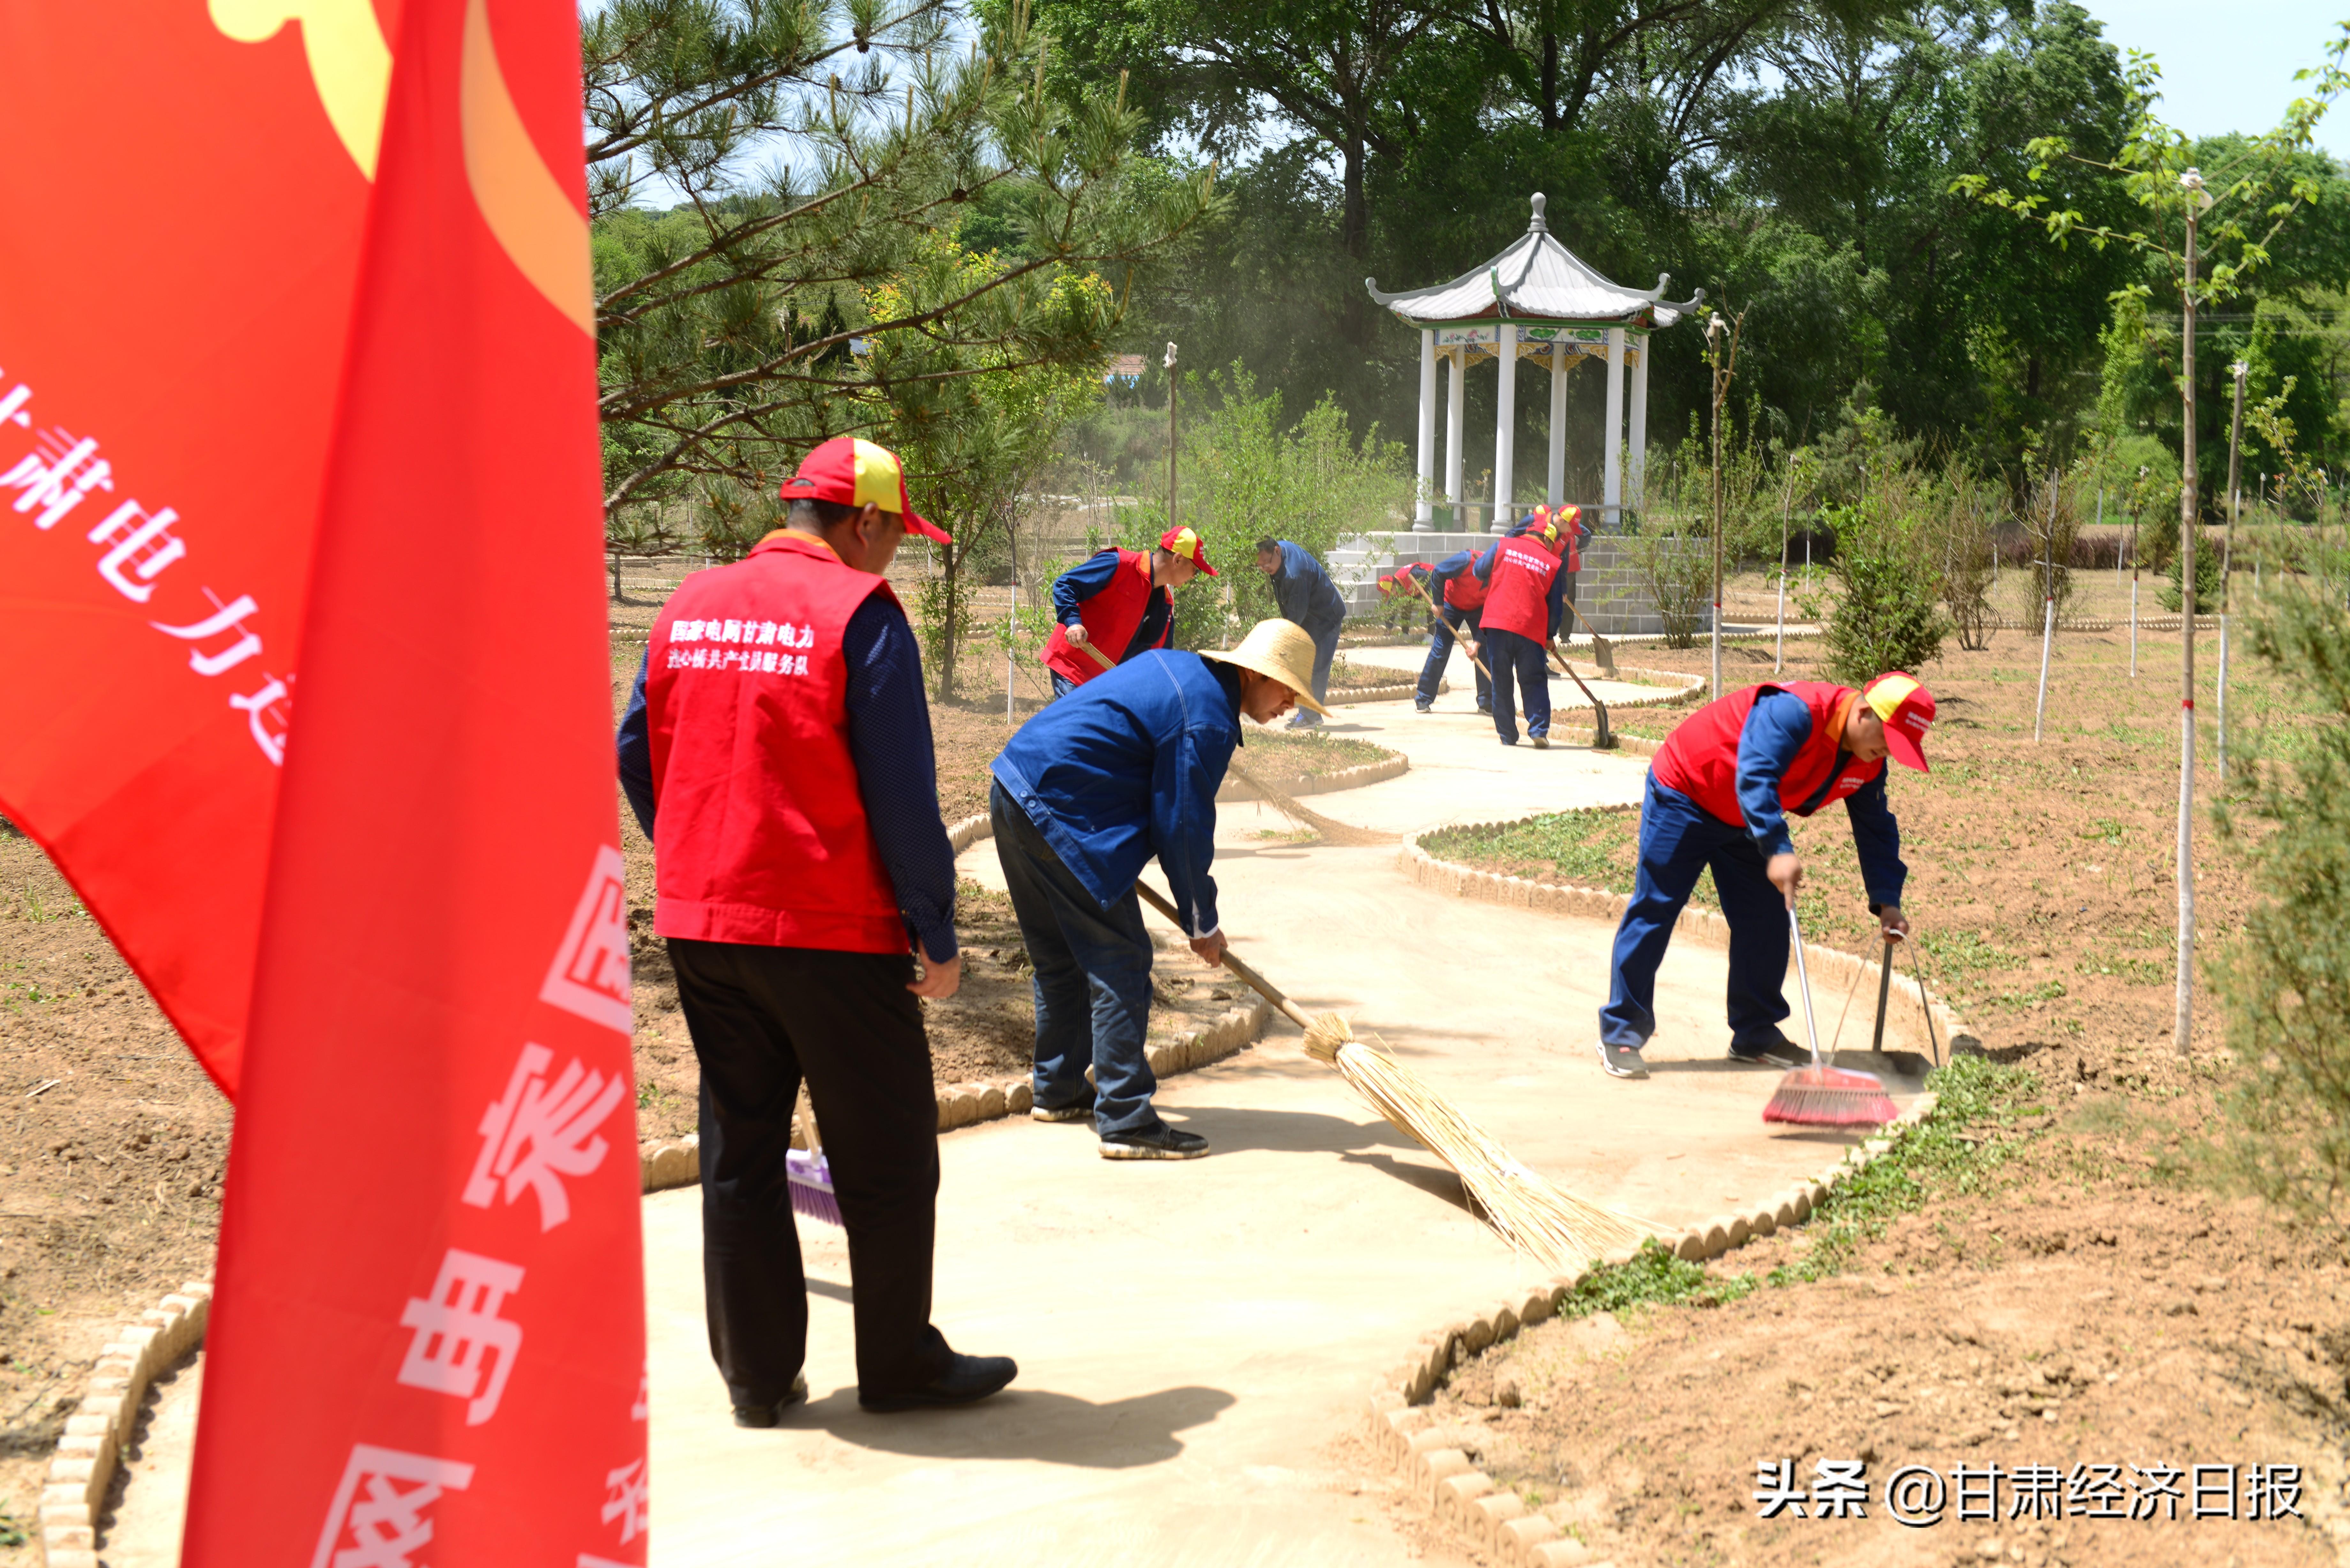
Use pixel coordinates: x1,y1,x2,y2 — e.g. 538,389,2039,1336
1594,673,1937,1080
1042,526,1217,697
1464,508,1577,747
616,436,1018,1422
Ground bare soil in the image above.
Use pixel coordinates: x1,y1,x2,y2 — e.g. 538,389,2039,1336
0,832,228,1553
1385,619,2350,1566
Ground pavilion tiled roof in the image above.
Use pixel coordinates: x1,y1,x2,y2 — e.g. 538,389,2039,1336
1365,194,1702,328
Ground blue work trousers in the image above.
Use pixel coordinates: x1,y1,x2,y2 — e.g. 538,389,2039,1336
1285,613,1343,726
1484,628,1551,743
1599,775,1793,1051
989,780,1162,1135
1418,606,1491,708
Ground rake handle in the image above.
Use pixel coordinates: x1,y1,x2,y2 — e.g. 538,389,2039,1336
1871,935,1897,1053
1132,879,1316,1034
1788,904,1823,1070
1074,634,1118,672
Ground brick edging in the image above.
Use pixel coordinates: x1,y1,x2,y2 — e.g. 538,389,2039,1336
1218,752,1410,802
1325,679,1447,706
1359,1092,1942,1567
635,802,1275,1195
1396,829,1982,1054
39,1279,213,1566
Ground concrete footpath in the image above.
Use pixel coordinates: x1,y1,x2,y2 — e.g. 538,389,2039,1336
100,695,1930,1565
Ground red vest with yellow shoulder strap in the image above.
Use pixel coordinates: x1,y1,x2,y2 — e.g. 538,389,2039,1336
1650,682,1883,830
645,531,906,953
1441,562,1489,613
1479,533,1561,641
1042,548,1167,685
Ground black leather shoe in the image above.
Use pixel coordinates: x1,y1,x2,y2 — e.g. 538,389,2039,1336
733,1372,809,1427
1098,1122,1210,1160
859,1353,1019,1413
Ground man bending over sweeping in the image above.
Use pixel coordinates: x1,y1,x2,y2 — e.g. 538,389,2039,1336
1376,554,1492,715
989,619,1328,1159
1594,672,1937,1080
618,437,1017,1422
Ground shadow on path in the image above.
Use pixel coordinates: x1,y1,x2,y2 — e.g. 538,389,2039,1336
799,1383,1237,1468
1162,1103,1421,1159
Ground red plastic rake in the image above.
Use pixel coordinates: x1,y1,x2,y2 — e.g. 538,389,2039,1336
1764,906,1899,1128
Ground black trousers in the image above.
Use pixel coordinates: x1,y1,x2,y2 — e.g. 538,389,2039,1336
667,937,952,1404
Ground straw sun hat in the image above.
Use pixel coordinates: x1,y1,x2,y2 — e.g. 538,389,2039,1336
1201,618,1332,716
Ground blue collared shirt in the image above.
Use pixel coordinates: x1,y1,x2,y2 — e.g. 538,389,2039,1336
989,650,1244,936
1736,690,1907,908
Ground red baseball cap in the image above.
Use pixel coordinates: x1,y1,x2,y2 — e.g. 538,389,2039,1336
779,436,950,543
1159,525,1217,576
1862,672,1936,772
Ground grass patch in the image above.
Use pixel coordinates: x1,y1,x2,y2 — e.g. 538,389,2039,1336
1237,726,1392,776
1418,809,1715,904
1547,1054,2041,1315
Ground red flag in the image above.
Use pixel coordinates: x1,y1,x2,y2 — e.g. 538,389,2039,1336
0,3,382,1092
180,0,644,1562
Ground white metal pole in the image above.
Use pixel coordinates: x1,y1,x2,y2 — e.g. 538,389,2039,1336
1415,328,1437,530
2034,583,2055,742
1006,646,1015,724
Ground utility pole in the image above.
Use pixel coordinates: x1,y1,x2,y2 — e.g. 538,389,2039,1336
2174,168,2209,1059
1164,341,1179,534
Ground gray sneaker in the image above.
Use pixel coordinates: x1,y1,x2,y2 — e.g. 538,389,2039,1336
1099,1122,1210,1160
1728,1039,1804,1068
1595,1039,1649,1080
1031,1092,1095,1123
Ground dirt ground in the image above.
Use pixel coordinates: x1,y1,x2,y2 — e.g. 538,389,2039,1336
0,831,228,1552
1388,612,2350,1566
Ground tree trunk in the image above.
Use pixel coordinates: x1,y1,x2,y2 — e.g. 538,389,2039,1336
936,547,963,702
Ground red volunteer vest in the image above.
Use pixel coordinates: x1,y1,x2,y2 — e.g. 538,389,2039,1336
1650,682,1883,830
645,531,906,952
1042,548,1167,685
1480,534,1561,640
1442,565,1489,613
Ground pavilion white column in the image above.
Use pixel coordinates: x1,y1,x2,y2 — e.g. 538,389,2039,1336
1627,331,1650,517
1444,348,1466,526
1491,322,1517,534
1601,327,1626,523
1546,338,1567,507
1414,328,1437,530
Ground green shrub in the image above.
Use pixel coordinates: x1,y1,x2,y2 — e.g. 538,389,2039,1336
1821,498,1950,684
2215,585,2350,1235
1627,527,1712,648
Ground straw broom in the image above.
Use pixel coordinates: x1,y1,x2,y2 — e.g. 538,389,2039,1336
1133,881,1653,1271
1225,757,1396,846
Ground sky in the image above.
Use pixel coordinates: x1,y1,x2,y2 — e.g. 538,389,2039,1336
2074,1,2350,158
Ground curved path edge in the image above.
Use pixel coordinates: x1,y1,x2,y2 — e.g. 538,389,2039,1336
39,1278,213,1567
1356,1091,1943,1567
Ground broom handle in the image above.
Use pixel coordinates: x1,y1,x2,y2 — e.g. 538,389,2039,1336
1871,935,1897,1052
1788,904,1823,1069
1403,574,1493,682
1132,879,1317,1035
1906,936,1944,1069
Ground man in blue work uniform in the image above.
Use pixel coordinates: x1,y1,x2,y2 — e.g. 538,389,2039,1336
1377,555,1492,714
1595,673,1937,1080
989,620,1327,1158
1252,536,1348,727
